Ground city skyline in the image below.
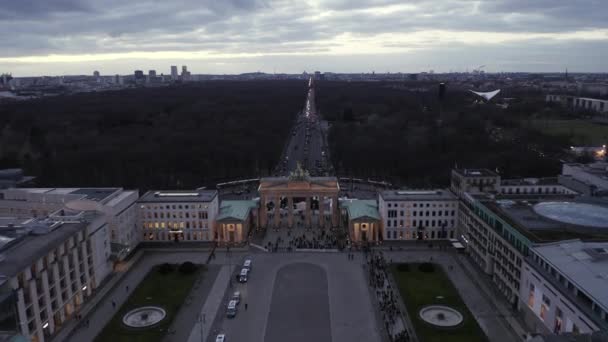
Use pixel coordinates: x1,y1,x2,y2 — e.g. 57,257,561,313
2,0,608,76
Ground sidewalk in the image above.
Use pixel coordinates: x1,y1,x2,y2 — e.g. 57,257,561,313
455,254,528,340
187,265,235,342
51,250,145,342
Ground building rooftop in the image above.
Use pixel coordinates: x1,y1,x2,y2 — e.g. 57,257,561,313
217,200,258,221
533,240,608,312
70,188,120,202
380,189,457,201
1,187,121,203
0,219,91,278
480,196,608,242
139,190,218,203
453,168,498,177
340,199,380,220
501,177,560,186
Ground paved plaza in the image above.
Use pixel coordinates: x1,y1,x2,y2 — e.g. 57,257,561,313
57,245,523,342
265,263,331,342
209,252,381,342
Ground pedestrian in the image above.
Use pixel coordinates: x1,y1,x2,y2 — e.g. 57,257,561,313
112,300,116,309
245,303,248,310
86,319,90,327
126,285,129,292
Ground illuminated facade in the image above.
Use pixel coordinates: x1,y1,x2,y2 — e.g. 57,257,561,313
0,212,110,342
379,190,458,241
520,240,608,335
138,190,219,242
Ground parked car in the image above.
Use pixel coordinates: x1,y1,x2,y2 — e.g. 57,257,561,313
216,334,226,342
243,259,252,271
238,268,249,283
231,291,241,305
226,300,238,318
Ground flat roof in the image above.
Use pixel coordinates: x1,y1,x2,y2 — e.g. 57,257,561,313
4,187,121,202
105,190,137,207
480,196,608,242
501,177,560,186
70,188,119,202
380,189,456,201
0,220,90,278
453,168,498,177
139,190,218,203
217,200,258,221
533,240,608,311
341,199,380,220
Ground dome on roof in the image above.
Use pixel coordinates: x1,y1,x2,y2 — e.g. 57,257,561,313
533,202,608,228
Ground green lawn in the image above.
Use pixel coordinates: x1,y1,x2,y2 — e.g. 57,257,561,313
391,263,488,342
530,119,608,145
95,264,204,342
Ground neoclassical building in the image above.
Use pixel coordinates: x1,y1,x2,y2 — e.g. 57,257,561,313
258,164,340,229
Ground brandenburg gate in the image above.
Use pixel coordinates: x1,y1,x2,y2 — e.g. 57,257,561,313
258,164,340,229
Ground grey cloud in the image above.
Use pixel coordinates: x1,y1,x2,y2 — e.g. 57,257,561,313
1,0,607,74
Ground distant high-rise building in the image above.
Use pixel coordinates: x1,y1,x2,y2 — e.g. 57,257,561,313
114,74,123,85
134,70,144,80
93,70,100,78
181,66,190,81
149,70,156,77
171,66,178,80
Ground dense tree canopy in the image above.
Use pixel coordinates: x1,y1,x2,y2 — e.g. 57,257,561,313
0,81,306,190
317,81,567,187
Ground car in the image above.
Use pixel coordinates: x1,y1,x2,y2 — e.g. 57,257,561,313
238,268,249,283
243,259,252,271
226,300,238,318
231,291,241,304
216,334,226,342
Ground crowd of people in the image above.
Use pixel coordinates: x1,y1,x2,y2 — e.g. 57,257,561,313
266,229,339,252
367,251,411,342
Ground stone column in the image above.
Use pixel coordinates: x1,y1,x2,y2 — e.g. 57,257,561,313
305,197,311,228
260,195,267,228
331,195,339,227
274,196,281,228
288,196,294,228
319,196,325,228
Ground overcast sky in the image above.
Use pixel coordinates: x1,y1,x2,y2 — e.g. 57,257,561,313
2,0,607,76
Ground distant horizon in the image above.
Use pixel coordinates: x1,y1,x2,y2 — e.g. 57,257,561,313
2,1,608,77
6,68,608,78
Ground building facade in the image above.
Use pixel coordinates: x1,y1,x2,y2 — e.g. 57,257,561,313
379,190,458,241
0,212,110,342
0,188,139,258
138,190,219,242
520,240,608,335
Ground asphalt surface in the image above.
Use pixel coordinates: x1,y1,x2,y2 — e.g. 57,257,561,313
264,263,331,342
211,253,381,342
276,80,332,176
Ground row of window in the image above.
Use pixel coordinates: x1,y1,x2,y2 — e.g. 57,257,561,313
501,187,563,195
143,211,209,219
142,221,209,229
141,204,209,210
386,219,455,228
385,230,455,240
387,209,456,218
386,202,456,208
